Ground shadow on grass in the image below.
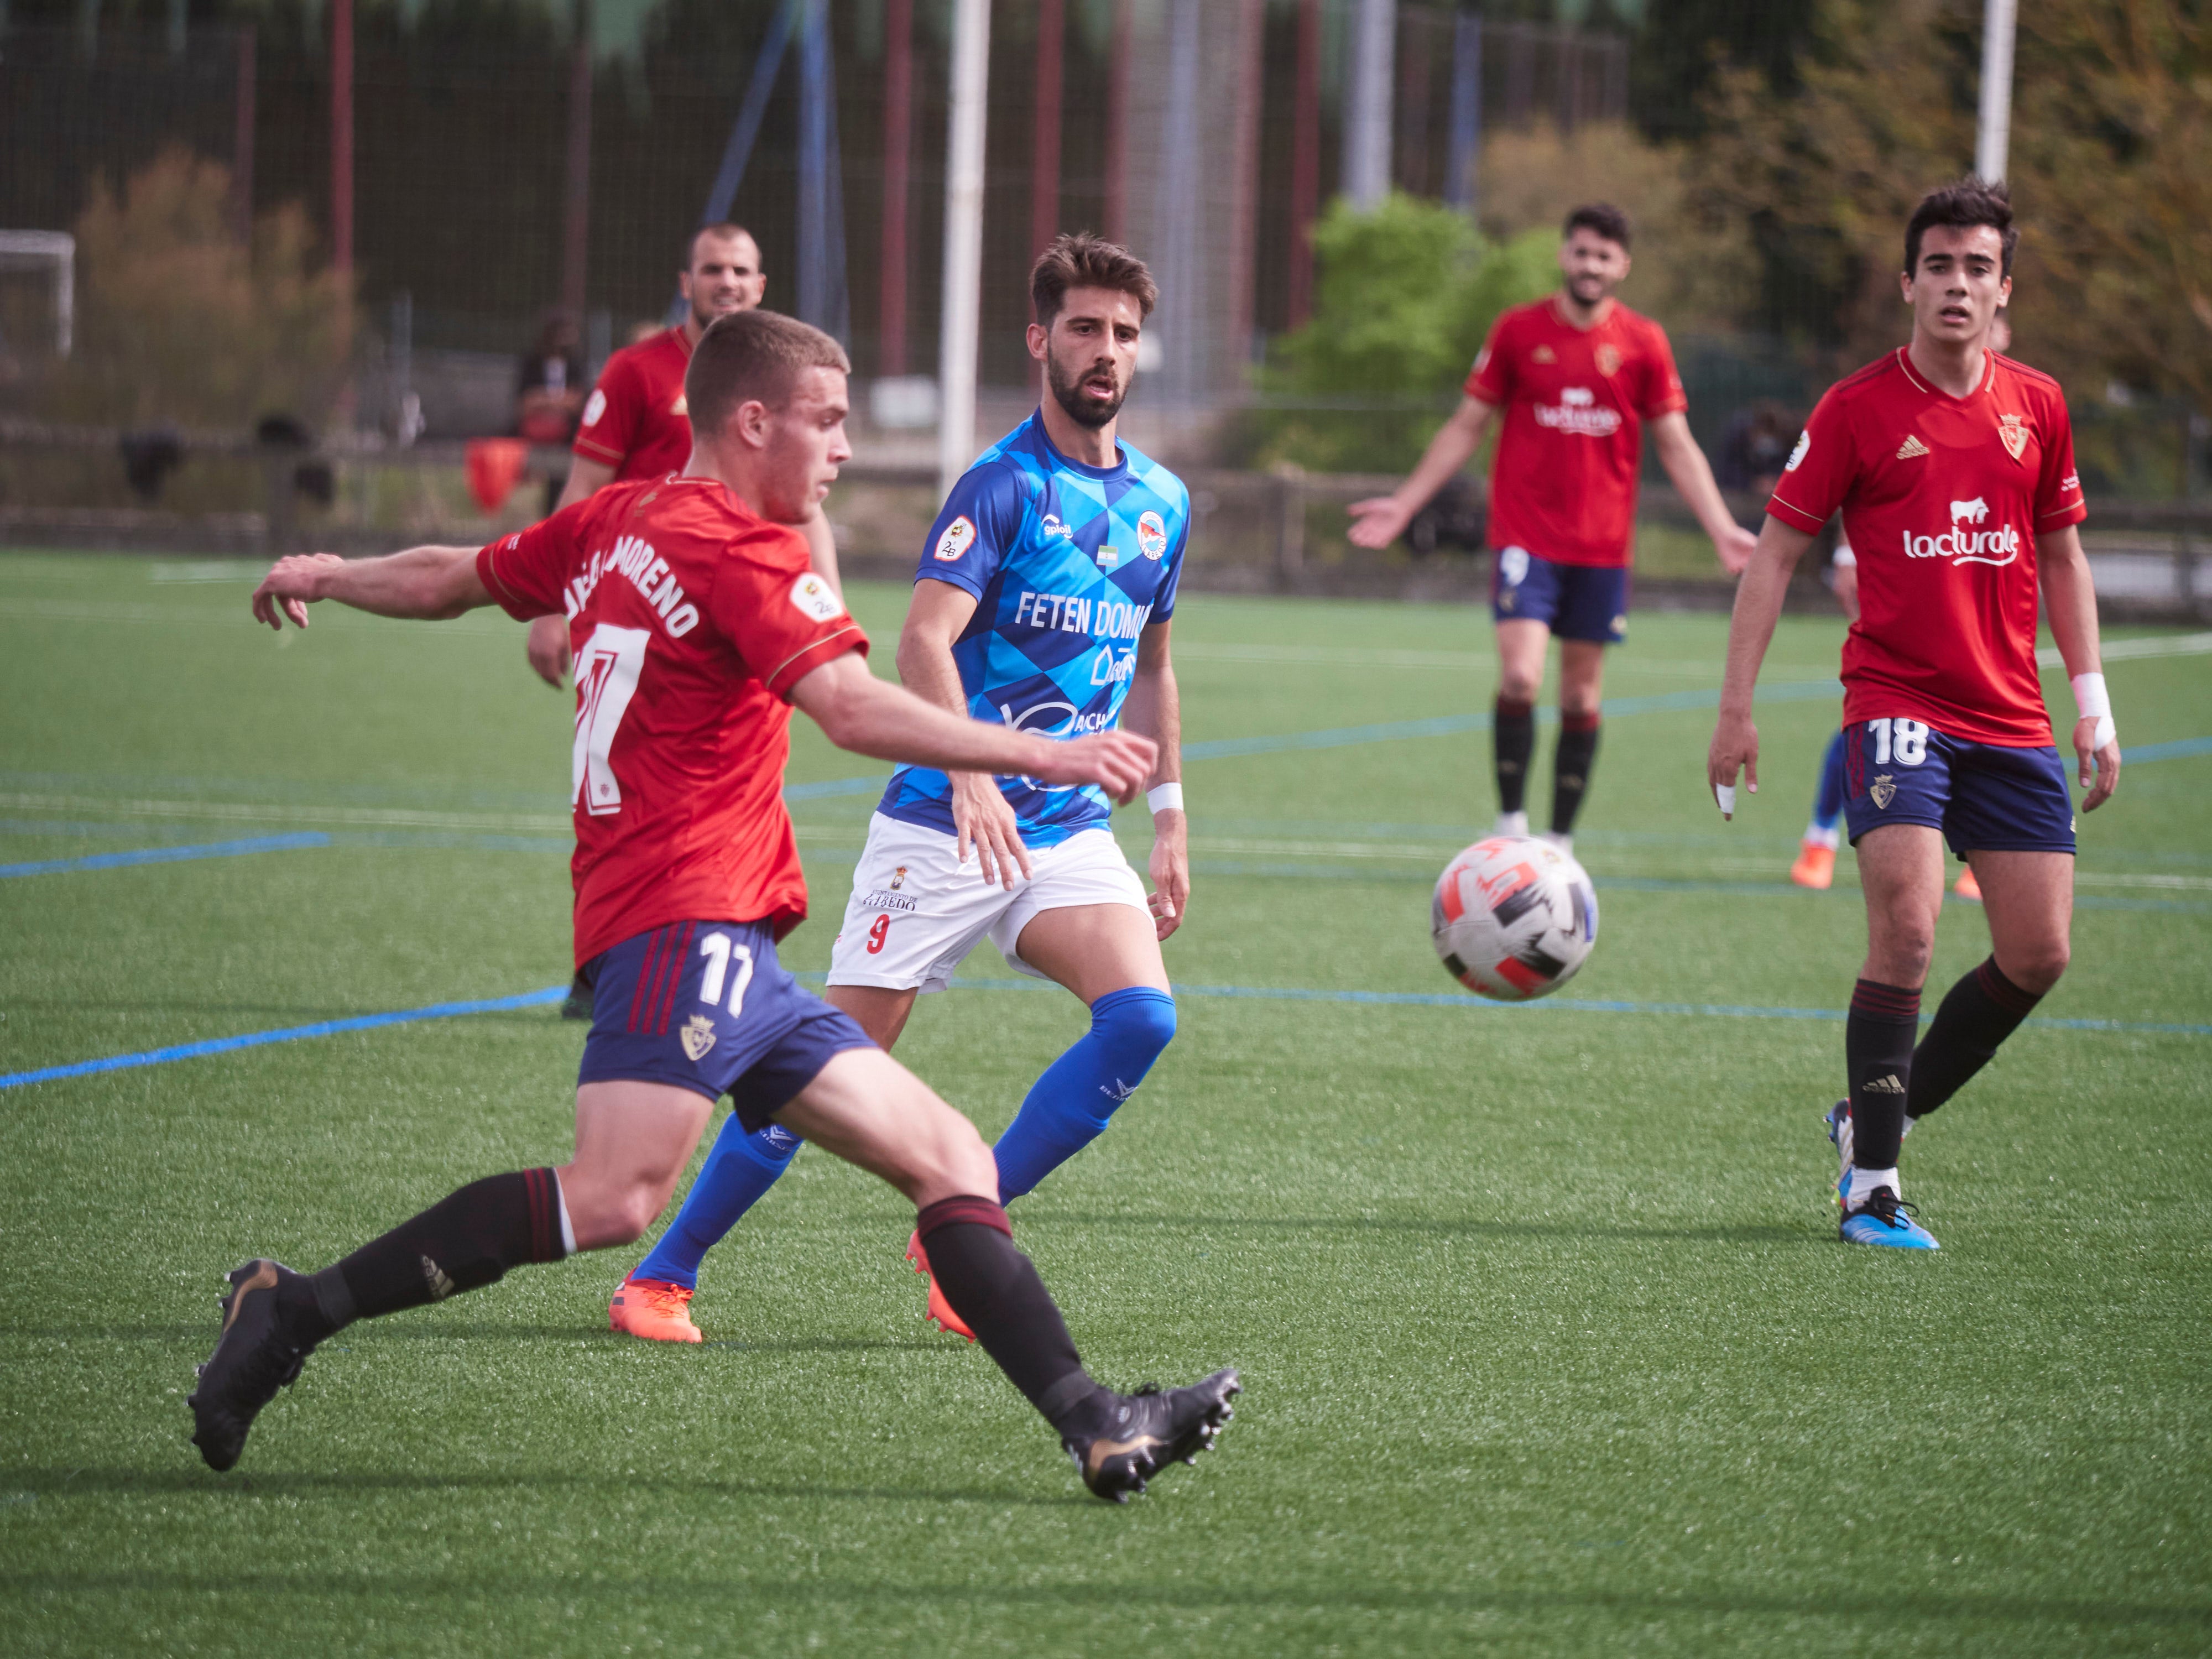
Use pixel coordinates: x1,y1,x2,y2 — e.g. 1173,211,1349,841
1032,1212,1817,1247
0,1560,2202,1631
7,1467,1078,1509
1,1326,945,1353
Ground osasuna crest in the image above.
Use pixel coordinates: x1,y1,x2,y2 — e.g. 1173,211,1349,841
681,1014,718,1061
1869,773,1897,810
1998,413,2029,462
1595,342,1622,377
1137,511,1168,560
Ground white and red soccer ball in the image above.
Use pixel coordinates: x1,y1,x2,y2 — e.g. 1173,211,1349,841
1431,834,1599,1001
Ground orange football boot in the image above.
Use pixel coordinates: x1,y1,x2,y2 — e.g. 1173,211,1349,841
608,1276,703,1343
1953,864,1983,902
1789,841,1837,890
905,1230,976,1342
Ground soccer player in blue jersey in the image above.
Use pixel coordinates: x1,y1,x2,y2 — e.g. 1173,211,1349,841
608,233,1192,1342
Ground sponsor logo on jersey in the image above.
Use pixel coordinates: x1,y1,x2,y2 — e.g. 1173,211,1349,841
680,1014,717,1061
1895,434,1929,460
1533,387,1623,437
787,572,843,623
1039,512,1077,542
564,533,700,637
1138,512,1168,559
1595,342,1622,377
1014,589,1152,639
1902,502,2019,566
581,388,607,427
1088,644,1137,686
933,514,978,562
857,890,918,914
1999,413,2029,462
1531,345,1557,364
1869,774,1896,809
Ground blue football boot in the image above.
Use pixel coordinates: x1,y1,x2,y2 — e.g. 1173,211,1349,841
1839,1186,1939,1250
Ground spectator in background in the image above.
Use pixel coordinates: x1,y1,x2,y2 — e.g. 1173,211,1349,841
1715,399,1802,502
516,314,587,514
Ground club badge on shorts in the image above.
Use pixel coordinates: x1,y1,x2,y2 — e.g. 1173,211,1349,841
681,1014,717,1061
1869,774,1896,810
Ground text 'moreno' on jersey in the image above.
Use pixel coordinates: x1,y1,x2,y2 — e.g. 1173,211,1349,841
879,411,1190,848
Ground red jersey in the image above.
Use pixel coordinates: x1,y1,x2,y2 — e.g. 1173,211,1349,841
1464,296,1687,567
1768,348,2086,747
572,328,695,481
476,477,868,965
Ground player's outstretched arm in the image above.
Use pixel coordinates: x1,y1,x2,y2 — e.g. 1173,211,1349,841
791,651,1156,804
2037,523,2121,811
251,546,494,630
1122,620,1187,940
1706,515,1817,817
1347,395,1495,550
1649,413,1757,574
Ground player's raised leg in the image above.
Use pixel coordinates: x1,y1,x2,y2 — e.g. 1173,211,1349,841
1491,617,1548,836
778,1046,1237,1500
189,1079,712,1470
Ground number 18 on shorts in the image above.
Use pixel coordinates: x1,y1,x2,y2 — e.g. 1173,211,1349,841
1840,717,2077,858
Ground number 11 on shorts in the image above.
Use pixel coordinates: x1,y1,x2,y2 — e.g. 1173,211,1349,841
698,931,755,1016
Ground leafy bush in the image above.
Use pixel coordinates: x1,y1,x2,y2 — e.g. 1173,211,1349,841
1250,193,1556,474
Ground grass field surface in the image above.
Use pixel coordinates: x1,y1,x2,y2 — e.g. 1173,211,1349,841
2,549,2208,1656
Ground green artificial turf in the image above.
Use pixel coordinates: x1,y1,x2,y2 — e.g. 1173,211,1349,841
2,550,2209,1656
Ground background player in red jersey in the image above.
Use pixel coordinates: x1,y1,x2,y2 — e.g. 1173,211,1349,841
1707,181,2121,1251
1348,204,1754,850
525,223,842,690
190,311,1239,1501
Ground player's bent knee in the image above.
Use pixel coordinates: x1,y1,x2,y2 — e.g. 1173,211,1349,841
1095,986,1176,1060
2003,940,2069,994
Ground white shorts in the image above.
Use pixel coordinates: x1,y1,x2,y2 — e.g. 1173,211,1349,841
826,813,1150,994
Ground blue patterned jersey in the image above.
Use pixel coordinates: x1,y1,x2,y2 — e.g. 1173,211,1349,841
877,413,1191,847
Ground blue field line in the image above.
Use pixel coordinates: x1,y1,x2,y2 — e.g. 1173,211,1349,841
0,832,329,879
0,986,569,1091
2124,735,2212,765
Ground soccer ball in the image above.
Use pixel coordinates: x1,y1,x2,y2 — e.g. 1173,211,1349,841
1431,834,1599,1001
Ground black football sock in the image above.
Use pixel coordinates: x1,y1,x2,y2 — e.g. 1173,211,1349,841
1494,696,1535,817
1846,979,1922,1172
1551,712,1601,835
300,1168,570,1337
1907,956,2043,1122
916,1196,1101,1430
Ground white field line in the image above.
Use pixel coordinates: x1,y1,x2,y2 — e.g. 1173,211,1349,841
0,597,519,635
2038,632,2212,665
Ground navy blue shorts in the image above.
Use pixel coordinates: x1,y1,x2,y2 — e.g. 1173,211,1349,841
1490,546,1629,644
1841,718,2076,859
578,920,875,1132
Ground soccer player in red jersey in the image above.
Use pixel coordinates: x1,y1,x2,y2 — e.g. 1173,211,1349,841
1707,181,2121,1250
190,311,1239,1500
525,223,842,691
1349,204,1754,849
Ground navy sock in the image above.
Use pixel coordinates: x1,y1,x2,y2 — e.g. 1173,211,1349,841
1907,956,2042,1121
316,1168,568,1332
1494,696,1535,816
1846,979,1921,1171
1813,727,1849,831
914,1196,1097,1426
632,1119,802,1289
994,986,1176,1202
1551,712,1601,835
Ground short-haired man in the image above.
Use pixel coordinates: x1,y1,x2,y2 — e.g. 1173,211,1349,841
1708,180,2119,1250
1350,204,1754,849
536,225,842,1021
606,233,1193,1347
194,310,1239,1501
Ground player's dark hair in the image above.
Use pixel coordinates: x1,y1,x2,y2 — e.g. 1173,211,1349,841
1030,231,1158,327
1905,178,2017,277
685,222,758,272
686,309,849,437
1562,203,1631,250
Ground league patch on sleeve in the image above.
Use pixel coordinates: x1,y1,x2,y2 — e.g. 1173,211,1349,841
788,572,844,623
932,515,977,563
1785,431,1811,472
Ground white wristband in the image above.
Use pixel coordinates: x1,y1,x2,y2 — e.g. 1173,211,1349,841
1146,782,1185,815
2070,672,2116,750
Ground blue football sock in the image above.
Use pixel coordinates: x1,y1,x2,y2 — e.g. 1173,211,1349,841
1812,726,1850,832
631,1118,802,1290
995,985,1177,1203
